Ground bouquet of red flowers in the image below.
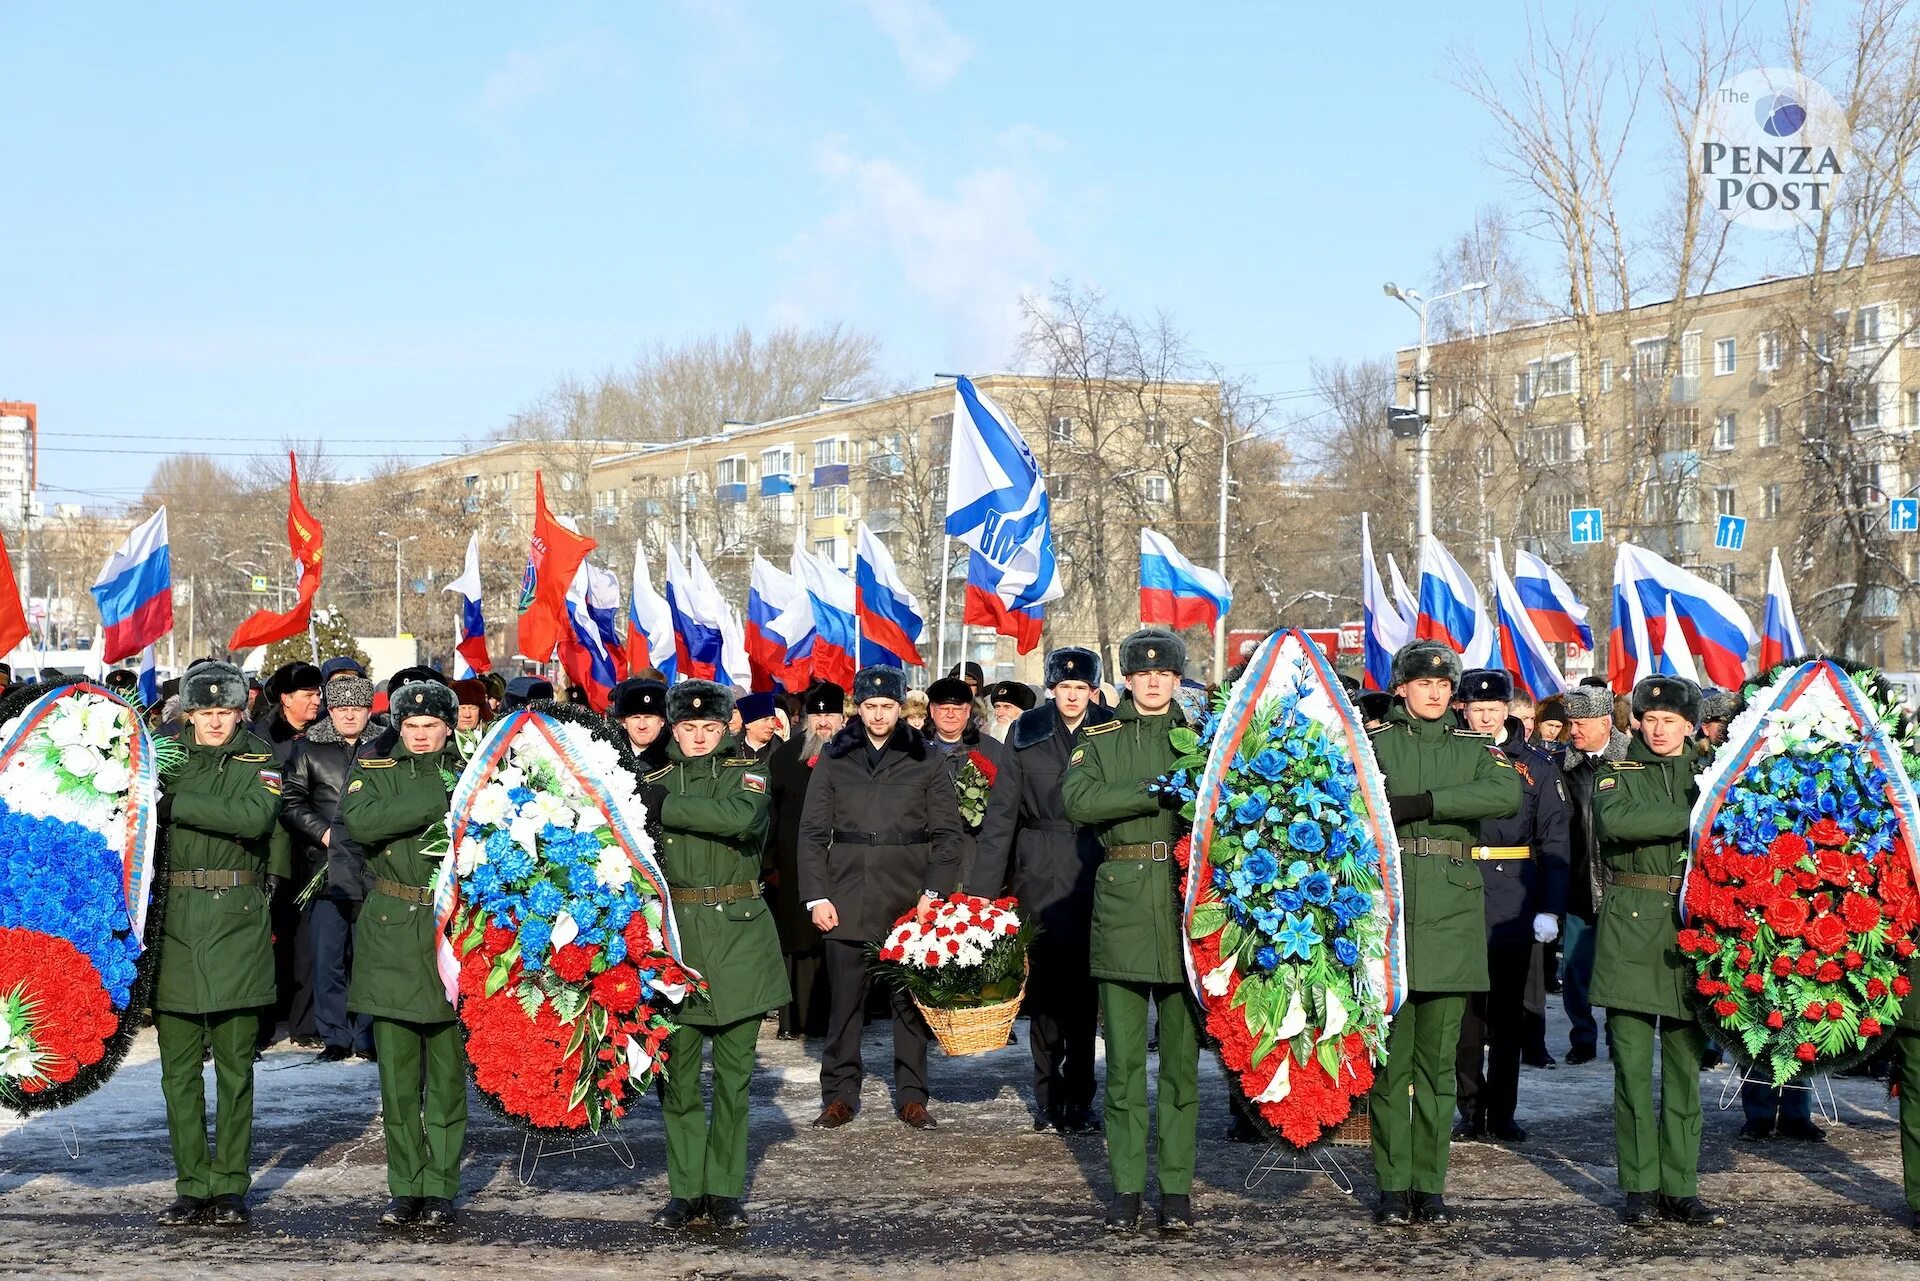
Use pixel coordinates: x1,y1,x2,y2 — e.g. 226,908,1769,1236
1682,660,1920,1083
871,893,1030,1055
955,750,996,828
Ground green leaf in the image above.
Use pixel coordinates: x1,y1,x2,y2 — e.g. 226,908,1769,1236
1315,1037,1341,1078
1170,727,1201,754
484,959,511,998
517,982,545,1021
551,983,587,1025
567,1066,593,1113
1189,903,1228,939
591,1003,608,1041
1250,1024,1279,1071
1220,921,1246,960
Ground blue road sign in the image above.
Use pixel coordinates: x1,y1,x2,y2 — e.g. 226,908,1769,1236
1714,514,1747,552
1568,508,1605,545
1894,498,1920,533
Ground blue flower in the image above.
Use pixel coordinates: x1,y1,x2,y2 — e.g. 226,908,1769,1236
1253,908,1283,937
525,880,564,921
1288,860,1311,882
1333,886,1372,925
1276,912,1323,962
1287,820,1327,854
1234,794,1268,826
1333,938,1360,967
1211,867,1231,891
1255,945,1281,972
1248,749,1288,782
1300,870,1334,905
1242,850,1279,885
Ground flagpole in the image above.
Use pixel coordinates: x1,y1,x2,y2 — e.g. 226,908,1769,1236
935,536,953,675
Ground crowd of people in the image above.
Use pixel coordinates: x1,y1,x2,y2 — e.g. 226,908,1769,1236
84,630,1920,1239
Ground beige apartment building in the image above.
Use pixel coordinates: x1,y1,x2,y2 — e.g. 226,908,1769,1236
1402,255,1920,670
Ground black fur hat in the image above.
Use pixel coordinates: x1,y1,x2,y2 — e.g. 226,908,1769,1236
1356,691,1393,722
988,680,1037,710
801,681,845,715
610,678,666,720
1699,686,1739,724
667,679,734,725
1632,675,1702,725
182,661,249,712
926,677,974,706
391,679,458,727
1390,641,1462,690
1044,646,1100,688
1119,628,1185,676
853,666,908,704
1459,668,1513,703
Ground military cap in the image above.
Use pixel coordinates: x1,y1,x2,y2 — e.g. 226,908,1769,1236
503,674,555,708
736,690,778,725
801,681,845,715
948,661,985,686
320,655,366,682
392,679,458,727
1389,640,1462,690
1044,646,1100,688
926,677,975,706
1699,686,1739,724
1356,690,1394,723
1562,685,1616,720
1459,668,1514,704
610,678,667,720
1119,628,1186,676
667,679,734,725
1632,675,1702,725
386,665,449,694
182,661,249,712
988,680,1037,711
854,666,908,705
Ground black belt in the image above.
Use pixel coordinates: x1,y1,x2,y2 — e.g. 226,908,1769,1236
1027,819,1077,833
832,828,930,846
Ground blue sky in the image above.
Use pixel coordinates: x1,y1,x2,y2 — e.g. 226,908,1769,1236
4,2,1665,505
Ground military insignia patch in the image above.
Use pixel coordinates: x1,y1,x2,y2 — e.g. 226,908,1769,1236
1488,747,1513,768
348,778,364,794
742,773,767,794
1512,760,1534,787
258,769,282,794
1070,747,1085,765
1597,777,1617,792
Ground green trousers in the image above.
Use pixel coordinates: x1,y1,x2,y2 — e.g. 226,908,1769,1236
1099,980,1200,1196
662,1016,763,1200
155,1009,258,1200
371,1017,468,1199
1897,1032,1920,1211
1607,1009,1703,1196
1369,991,1466,1194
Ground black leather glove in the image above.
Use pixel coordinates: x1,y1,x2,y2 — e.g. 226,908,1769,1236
639,783,669,816
265,873,285,897
1387,791,1434,826
155,793,174,826
1157,787,1185,811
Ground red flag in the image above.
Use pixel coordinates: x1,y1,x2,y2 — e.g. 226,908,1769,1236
514,473,596,663
0,526,29,658
229,453,325,651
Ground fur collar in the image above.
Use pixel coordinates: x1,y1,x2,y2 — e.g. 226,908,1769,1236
825,720,928,762
1010,699,1115,751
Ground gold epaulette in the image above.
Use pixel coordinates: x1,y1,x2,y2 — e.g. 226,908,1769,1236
1607,760,1645,771
643,766,673,783
358,758,397,769
721,757,758,767
1082,721,1121,737
233,752,272,762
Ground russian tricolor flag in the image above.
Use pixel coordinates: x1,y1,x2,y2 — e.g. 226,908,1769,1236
1360,513,1410,691
747,554,813,693
855,521,926,669
792,531,856,689
1414,535,1495,668
443,532,490,678
664,543,723,681
627,540,677,682
90,508,173,665
1139,528,1231,631
560,561,626,710
1488,539,1566,701
1760,547,1805,672
963,550,1044,654
1512,547,1593,651
1607,542,1756,693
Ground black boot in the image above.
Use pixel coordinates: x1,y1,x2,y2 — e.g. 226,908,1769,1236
416,1197,457,1230
1105,1192,1142,1233
1058,1104,1101,1135
378,1197,421,1228
1411,1192,1453,1224
1619,1192,1655,1228
708,1197,750,1230
652,1197,700,1231
1157,1193,1194,1232
156,1196,207,1227
1373,1190,1412,1226
208,1194,249,1228
1657,1194,1724,1226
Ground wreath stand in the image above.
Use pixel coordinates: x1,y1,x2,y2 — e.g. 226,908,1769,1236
1243,1114,1367,1197
0,1112,80,1160
515,1126,635,1187
1714,1063,1840,1123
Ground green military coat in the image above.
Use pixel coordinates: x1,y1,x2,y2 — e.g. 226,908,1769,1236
154,728,292,1014
1590,736,1699,1020
1060,698,1187,985
1368,705,1522,993
342,741,461,1024
648,737,790,1029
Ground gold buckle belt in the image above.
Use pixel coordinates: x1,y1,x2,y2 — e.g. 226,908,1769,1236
372,876,435,906
1470,846,1532,861
1108,841,1171,862
169,868,259,890
1605,869,1685,895
669,881,760,907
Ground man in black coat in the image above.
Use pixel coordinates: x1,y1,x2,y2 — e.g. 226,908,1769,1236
1452,670,1570,1142
609,678,670,773
971,647,1109,1134
765,681,845,1039
736,691,782,763
250,660,324,1048
922,676,1004,887
1559,682,1628,1064
797,666,964,1132
279,674,383,1061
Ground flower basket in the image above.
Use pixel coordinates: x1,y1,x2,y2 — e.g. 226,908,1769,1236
1329,1111,1371,1148
915,963,1027,1056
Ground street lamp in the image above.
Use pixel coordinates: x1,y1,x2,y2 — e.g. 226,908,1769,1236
1383,280,1489,542
1192,415,1259,681
376,531,419,638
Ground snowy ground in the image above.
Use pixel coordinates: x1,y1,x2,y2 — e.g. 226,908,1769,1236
5,999,1920,1279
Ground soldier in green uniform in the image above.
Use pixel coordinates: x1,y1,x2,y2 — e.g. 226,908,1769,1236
632,679,788,1231
1894,960,1920,1231
1366,641,1521,1227
153,661,293,1228
341,680,466,1231
1060,627,1197,1234
1591,675,1722,1228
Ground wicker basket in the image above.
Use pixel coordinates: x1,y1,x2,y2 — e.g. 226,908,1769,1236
1329,1111,1371,1148
914,972,1027,1057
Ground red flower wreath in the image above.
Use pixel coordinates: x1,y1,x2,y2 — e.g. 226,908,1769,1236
0,927,118,1092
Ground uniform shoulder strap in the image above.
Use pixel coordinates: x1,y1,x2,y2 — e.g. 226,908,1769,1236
358,758,398,770
643,765,673,783
233,752,273,762
1081,721,1122,738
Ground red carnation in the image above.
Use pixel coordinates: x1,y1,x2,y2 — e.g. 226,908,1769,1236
1742,973,1765,993
1807,818,1846,848
1796,951,1821,977
1817,961,1844,983
1736,945,1755,968
1770,832,1811,870
550,942,597,984
1803,1001,1825,1021
1816,847,1851,886
1901,939,1919,959
923,949,940,966
1869,978,1890,1000
1796,1041,1819,1062
1813,893,1833,915
1845,950,1866,971
1827,1000,1845,1020
1897,975,1914,997
1862,1017,1885,1038
967,750,998,785
590,965,642,1015
1766,896,1811,939
1713,998,1739,1017
1695,975,1720,996
1676,928,1704,953
1842,894,1882,934
1772,955,1793,977
1766,1010,1786,1030
1806,913,1849,955
623,914,656,959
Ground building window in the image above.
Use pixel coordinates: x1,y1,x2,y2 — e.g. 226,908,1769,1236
714,455,750,485
1855,463,1886,506
1665,407,1700,451
1050,415,1075,445
760,445,794,477
1143,474,1170,504
1680,331,1702,378
1714,337,1737,375
1540,356,1575,397
812,486,848,518
1514,368,1535,405
1711,411,1737,451
1714,486,1737,518
1633,337,1670,380
1908,389,1920,429
1599,359,1614,392
1858,383,1882,429
812,537,847,568
1761,406,1783,447
812,437,848,467
1142,417,1166,447
1855,304,1883,347
1759,330,1783,371
1539,490,1573,533
1764,484,1783,518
